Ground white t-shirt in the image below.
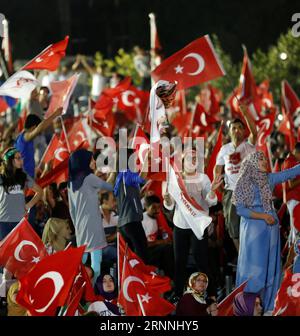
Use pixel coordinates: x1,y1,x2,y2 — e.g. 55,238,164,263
142,212,158,242
88,301,118,316
216,140,256,191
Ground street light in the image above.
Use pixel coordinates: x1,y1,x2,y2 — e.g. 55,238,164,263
279,52,288,61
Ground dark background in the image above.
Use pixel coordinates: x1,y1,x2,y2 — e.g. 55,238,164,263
1,0,300,62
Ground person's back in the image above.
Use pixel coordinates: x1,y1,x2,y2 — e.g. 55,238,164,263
15,131,35,178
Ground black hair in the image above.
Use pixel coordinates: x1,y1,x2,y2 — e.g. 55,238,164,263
24,114,41,130
229,118,245,128
144,195,161,208
1,150,27,193
58,182,68,191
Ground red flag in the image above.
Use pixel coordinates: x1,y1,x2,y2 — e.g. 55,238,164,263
65,119,90,153
282,80,300,116
206,122,223,181
199,85,220,116
151,35,225,90
37,159,68,189
278,106,295,151
118,234,173,316
0,218,48,279
273,269,300,316
117,86,149,122
45,73,79,118
237,48,258,105
22,36,69,71
63,282,85,316
256,109,276,152
16,246,85,316
217,280,248,316
39,134,60,167
90,109,116,137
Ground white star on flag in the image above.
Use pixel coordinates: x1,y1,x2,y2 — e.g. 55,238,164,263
31,256,40,264
102,121,109,129
174,64,184,74
141,293,152,303
112,97,119,104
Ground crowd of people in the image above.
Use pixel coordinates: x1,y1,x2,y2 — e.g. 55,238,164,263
0,42,299,317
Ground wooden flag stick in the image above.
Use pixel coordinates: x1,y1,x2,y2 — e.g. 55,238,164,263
137,294,146,316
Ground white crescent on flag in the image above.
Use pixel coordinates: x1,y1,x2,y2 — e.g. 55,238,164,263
32,271,64,313
123,276,146,302
14,240,39,263
182,53,205,76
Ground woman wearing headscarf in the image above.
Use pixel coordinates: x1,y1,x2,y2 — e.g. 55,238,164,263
232,151,300,314
176,272,218,316
88,273,120,316
233,292,263,316
68,149,114,284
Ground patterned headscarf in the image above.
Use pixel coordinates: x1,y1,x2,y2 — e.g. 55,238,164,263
184,272,209,304
232,151,273,212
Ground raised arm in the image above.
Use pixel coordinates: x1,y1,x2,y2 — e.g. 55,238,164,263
24,107,63,142
239,103,257,145
269,164,300,188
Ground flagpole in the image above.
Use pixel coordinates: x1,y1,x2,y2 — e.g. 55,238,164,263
165,156,170,194
137,294,146,316
149,12,156,87
61,282,86,316
60,116,71,153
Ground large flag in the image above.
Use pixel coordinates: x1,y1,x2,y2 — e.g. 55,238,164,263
167,164,212,239
22,36,69,72
62,118,90,153
16,246,85,316
151,35,225,90
118,234,174,316
273,269,300,316
0,70,38,99
282,80,300,116
278,103,296,151
0,218,48,279
45,73,80,118
39,134,60,168
256,109,276,152
217,280,248,316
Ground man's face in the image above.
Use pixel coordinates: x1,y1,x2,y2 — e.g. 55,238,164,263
146,203,161,218
229,122,245,143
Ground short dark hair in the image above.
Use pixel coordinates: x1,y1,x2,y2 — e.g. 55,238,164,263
24,114,41,130
144,195,161,208
295,142,300,153
229,118,245,129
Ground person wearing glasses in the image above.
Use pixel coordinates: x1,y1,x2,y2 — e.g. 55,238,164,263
176,272,218,316
0,147,42,308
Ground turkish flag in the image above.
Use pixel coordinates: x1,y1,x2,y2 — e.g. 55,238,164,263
37,159,69,189
63,282,85,316
45,73,80,118
51,132,69,168
0,218,48,279
90,109,116,137
118,233,173,316
22,36,69,72
151,35,225,90
16,245,85,316
273,269,300,316
206,122,223,182
237,48,258,105
226,89,241,118
282,80,300,116
118,86,149,122
278,105,295,151
256,109,276,151
100,77,131,100
39,134,60,167
257,80,274,111
217,280,248,316
63,118,90,153
193,103,219,134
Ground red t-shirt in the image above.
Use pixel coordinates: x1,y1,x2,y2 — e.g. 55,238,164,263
283,154,300,202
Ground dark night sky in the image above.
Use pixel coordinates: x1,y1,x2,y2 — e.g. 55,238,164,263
1,0,300,62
